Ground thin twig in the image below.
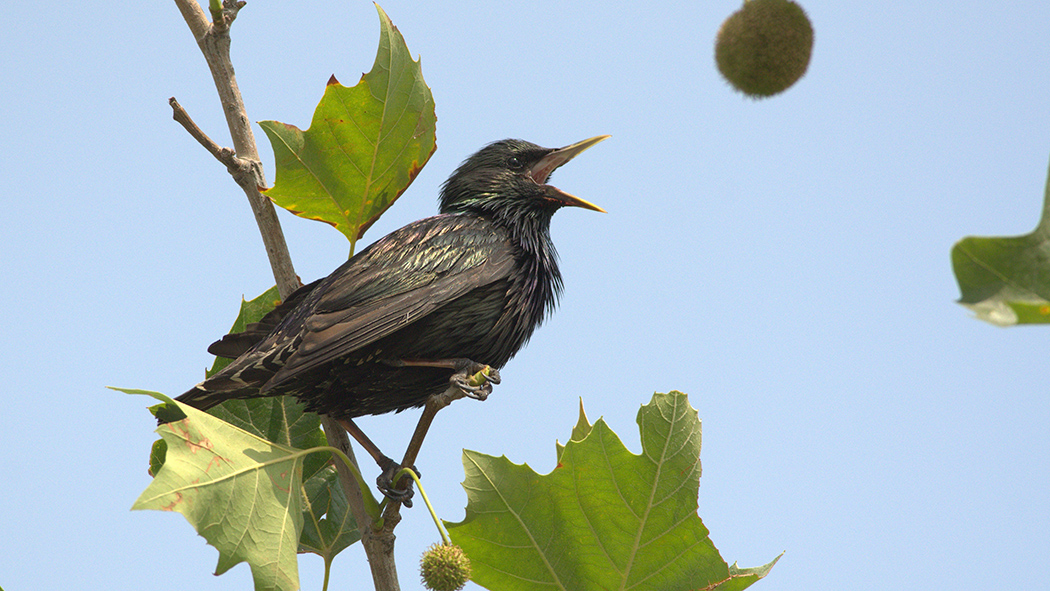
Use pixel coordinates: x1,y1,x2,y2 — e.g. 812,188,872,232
169,98,240,173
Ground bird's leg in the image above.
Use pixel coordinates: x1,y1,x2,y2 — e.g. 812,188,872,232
383,382,471,509
337,417,416,507
383,358,501,400
337,362,499,507
377,358,501,508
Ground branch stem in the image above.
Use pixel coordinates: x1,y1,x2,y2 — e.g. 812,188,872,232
172,0,297,296
171,1,399,588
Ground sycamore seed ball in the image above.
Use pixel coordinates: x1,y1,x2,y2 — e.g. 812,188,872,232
715,0,814,98
420,543,472,591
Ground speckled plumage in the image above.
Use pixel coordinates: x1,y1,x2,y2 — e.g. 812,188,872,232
176,137,605,419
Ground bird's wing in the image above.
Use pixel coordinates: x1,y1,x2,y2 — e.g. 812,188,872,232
261,215,516,391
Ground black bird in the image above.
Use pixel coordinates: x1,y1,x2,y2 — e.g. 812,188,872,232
176,136,607,496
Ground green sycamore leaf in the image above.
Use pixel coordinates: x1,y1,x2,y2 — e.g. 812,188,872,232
715,560,783,591
446,391,778,591
555,398,593,459
952,153,1050,325
201,287,363,559
205,396,363,562
122,389,308,591
142,285,362,575
298,465,359,561
147,437,166,477
260,3,437,248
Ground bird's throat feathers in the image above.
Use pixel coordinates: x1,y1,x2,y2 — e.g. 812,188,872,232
464,208,565,325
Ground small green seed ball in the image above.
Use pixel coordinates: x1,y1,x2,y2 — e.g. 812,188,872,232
420,543,472,591
715,0,814,98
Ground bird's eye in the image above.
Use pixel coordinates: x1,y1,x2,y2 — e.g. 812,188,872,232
507,156,524,170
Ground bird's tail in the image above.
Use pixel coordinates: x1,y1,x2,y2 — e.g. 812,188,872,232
158,377,264,425
175,364,271,409
155,382,253,427
175,383,241,412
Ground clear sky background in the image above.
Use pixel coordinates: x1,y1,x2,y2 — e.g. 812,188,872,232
2,1,1048,590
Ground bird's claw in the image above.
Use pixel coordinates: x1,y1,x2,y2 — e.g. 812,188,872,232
451,374,490,400
482,367,501,385
376,458,417,508
451,365,500,400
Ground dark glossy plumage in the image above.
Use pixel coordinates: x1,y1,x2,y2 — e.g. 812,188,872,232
177,137,606,419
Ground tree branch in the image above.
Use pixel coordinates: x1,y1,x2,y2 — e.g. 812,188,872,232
322,414,401,590
172,0,297,295
169,97,250,180
171,1,399,588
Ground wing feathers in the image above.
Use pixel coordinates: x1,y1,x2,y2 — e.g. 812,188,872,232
262,254,515,391
253,216,518,392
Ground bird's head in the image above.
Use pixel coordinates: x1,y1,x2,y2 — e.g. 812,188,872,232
440,136,608,218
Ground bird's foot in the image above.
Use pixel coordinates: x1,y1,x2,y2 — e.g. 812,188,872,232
450,362,500,401
376,457,417,508
385,357,500,401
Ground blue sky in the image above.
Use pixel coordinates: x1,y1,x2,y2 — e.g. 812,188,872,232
3,1,1049,590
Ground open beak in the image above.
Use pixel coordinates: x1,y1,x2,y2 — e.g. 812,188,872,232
530,135,609,212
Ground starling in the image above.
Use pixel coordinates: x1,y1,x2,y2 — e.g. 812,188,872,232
176,136,607,497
